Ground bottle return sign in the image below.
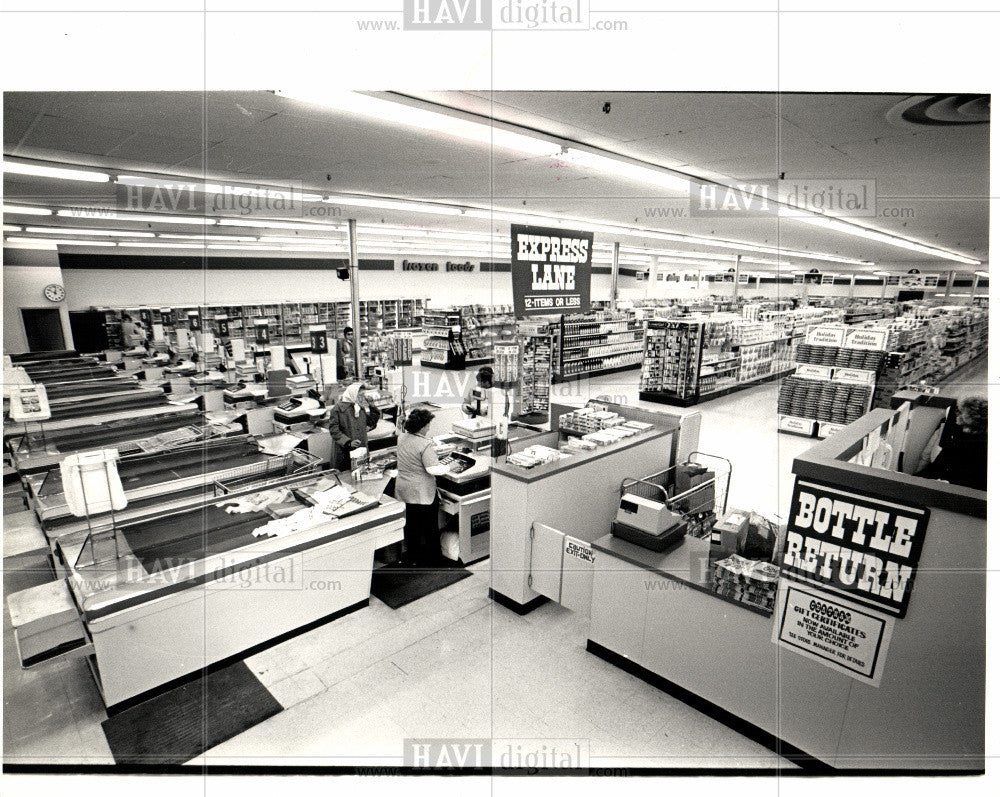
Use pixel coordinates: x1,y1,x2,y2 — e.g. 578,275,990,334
782,480,929,618
510,224,593,317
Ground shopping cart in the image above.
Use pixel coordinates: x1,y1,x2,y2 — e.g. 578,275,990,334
212,448,322,496
619,451,732,538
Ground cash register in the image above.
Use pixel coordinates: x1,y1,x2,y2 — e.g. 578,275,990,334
612,493,687,552
273,391,327,425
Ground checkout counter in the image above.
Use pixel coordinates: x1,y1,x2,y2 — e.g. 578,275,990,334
7,469,406,710
488,400,701,613
586,392,985,770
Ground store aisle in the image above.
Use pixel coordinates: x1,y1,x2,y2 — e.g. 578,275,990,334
937,356,990,402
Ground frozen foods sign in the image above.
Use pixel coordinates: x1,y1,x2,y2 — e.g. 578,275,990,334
782,480,929,618
510,224,593,316
773,580,894,686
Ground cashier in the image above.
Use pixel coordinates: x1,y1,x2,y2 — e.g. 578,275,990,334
395,408,451,567
329,383,380,471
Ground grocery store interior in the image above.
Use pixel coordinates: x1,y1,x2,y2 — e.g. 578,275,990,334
1,91,989,773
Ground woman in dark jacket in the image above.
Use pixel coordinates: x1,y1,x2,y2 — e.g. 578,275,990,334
917,396,987,491
329,383,380,471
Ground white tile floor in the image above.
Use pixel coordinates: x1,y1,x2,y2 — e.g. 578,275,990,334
2,357,987,770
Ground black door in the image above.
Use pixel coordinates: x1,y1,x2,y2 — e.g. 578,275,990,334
69,310,110,353
21,308,66,352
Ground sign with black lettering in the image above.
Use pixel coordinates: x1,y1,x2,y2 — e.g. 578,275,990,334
773,579,894,685
309,326,328,354
510,224,592,316
782,480,929,617
402,260,439,271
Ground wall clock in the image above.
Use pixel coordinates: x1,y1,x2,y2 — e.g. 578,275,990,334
43,283,66,302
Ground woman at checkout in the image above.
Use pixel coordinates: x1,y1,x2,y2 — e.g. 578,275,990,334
329,383,380,471
395,408,452,567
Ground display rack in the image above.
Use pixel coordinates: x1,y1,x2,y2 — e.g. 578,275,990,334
640,317,798,407
777,323,888,438
420,308,465,369
552,310,644,382
461,305,515,366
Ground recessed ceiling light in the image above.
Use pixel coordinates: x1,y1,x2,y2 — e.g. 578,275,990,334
56,209,216,226
5,236,115,247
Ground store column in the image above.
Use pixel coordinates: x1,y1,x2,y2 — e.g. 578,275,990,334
347,218,362,377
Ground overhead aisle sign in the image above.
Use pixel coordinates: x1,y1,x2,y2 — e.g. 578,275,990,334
510,224,593,316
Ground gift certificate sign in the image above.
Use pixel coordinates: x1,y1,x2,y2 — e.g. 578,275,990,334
773,579,894,685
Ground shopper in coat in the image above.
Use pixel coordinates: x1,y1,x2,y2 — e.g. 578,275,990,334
394,408,451,567
329,382,380,471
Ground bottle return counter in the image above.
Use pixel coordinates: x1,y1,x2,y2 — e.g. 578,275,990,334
6,470,405,710
585,393,986,771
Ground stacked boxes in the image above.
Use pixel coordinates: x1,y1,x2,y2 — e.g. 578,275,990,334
558,407,624,434
712,555,780,613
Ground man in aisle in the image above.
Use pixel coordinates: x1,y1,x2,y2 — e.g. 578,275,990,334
337,326,357,381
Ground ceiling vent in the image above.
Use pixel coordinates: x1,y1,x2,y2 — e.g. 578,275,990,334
886,94,990,128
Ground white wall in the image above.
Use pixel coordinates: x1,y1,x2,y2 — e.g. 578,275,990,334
2,250,75,354
58,260,643,311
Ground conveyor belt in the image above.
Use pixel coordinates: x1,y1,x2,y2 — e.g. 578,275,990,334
9,349,80,363
121,504,281,573
37,439,269,497
23,367,119,383
42,381,141,400
16,411,203,455
42,393,168,421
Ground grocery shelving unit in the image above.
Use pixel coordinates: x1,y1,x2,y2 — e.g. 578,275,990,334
461,305,515,367
96,299,426,353
552,310,644,382
639,317,798,407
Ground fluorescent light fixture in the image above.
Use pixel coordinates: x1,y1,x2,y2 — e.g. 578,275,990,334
159,234,260,242
118,241,204,249
784,210,980,266
4,160,109,182
5,237,115,247
4,204,52,216
553,148,690,193
56,209,215,226
275,90,563,157
25,226,155,238
974,270,989,277
217,218,341,231
258,236,344,246
323,195,463,216
3,224,22,232
872,271,891,277
3,240,57,250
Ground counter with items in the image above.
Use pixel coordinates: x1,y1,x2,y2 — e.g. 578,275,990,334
6,470,405,710
587,399,985,771
489,401,701,612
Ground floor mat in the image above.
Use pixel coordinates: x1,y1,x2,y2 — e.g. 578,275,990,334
370,563,473,609
101,660,282,766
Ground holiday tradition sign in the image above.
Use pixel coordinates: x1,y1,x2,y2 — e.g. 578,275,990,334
510,224,593,316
